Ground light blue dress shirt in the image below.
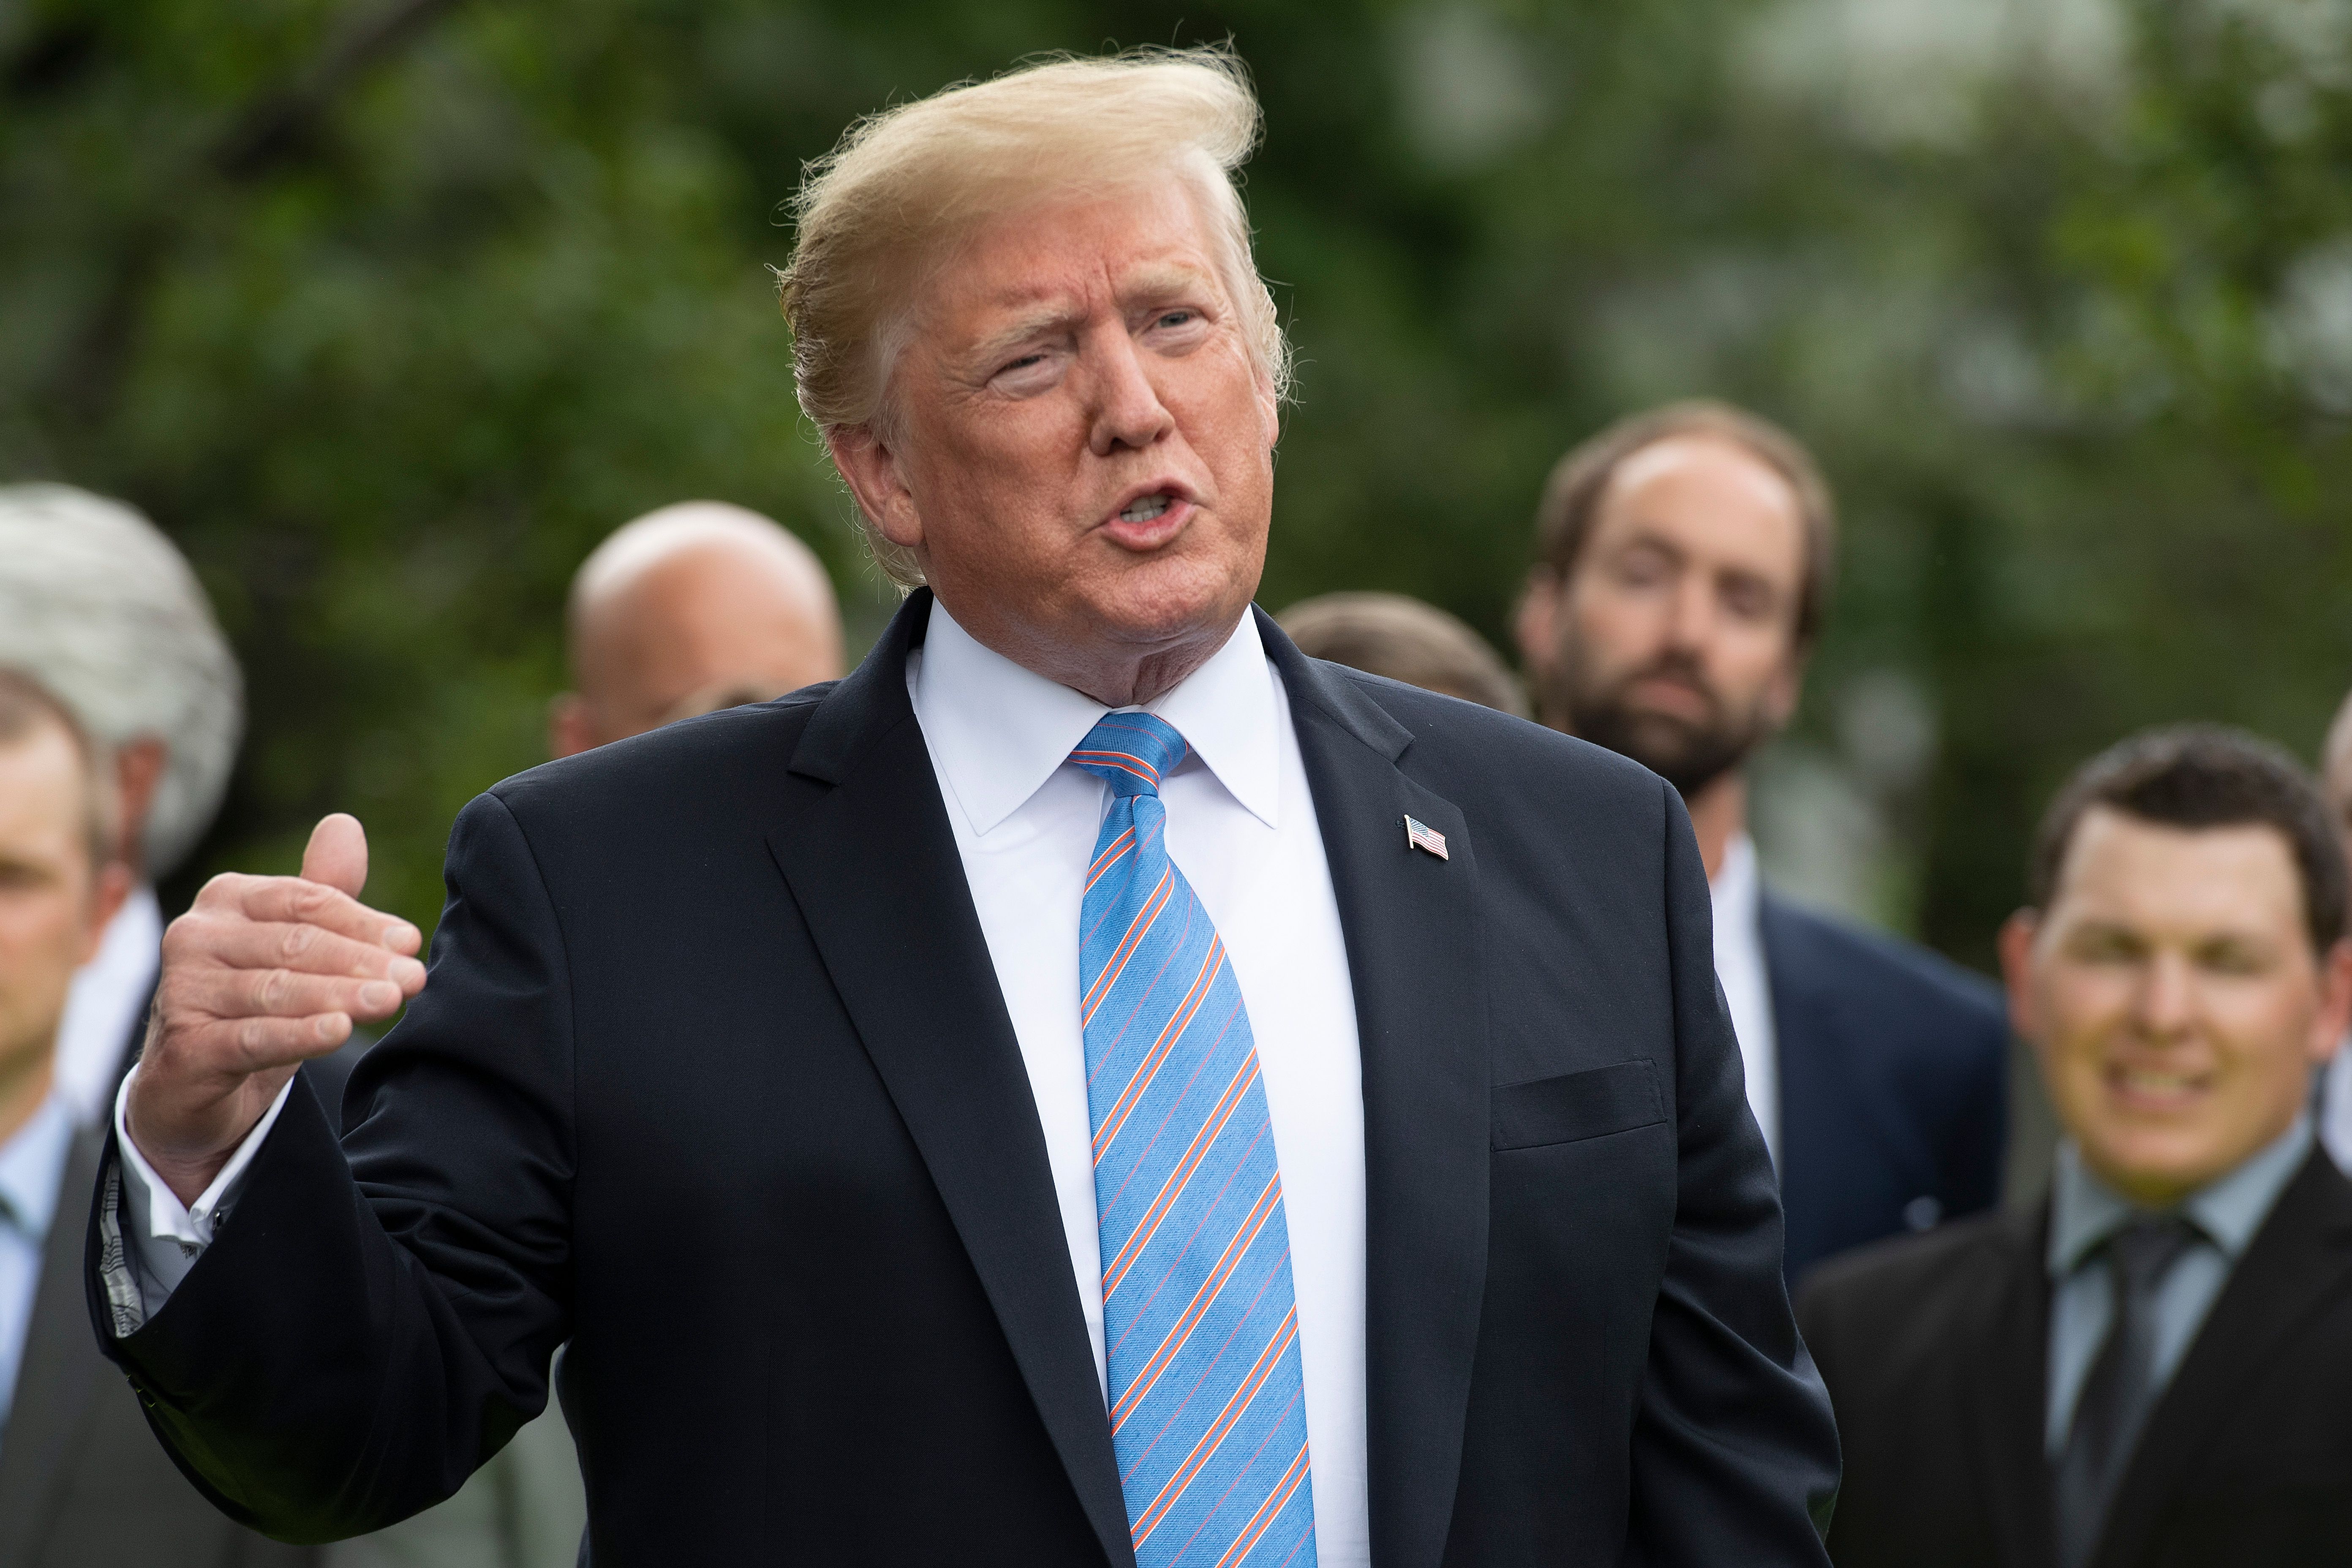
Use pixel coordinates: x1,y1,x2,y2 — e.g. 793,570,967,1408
0,1093,76,1452
2044,1113,2312,1453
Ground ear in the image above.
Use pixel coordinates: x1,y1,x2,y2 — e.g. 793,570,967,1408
2309,937,2352,1066
77,859,135,967
548,693,597,760
112,736,167,876
1997,909,2043,1051
1763,644,1809,730
827,427,926,555
1254,366,1282,454
1513,570,1559,669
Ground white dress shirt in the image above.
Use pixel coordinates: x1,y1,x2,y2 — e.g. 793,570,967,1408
0,1094,76,1449
910,601,1369,1565
1710,833,1780,1165
114,599,1372,1563
56,884,161,1128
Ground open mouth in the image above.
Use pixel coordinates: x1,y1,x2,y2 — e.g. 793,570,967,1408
1118,493,1173,524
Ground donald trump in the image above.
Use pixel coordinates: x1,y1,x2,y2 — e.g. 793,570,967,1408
99,49,1837,1566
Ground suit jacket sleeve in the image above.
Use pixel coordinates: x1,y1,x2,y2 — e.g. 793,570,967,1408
1625,782,1840,1564
87,790,575,1543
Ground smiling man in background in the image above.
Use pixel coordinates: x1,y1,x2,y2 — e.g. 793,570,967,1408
1799,725,2352,1568
1515,401,2009,1280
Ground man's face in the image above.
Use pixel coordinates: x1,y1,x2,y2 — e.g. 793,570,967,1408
1516,436,1806,797
833,177,1280,701
0,715,118,1092
2001,807,2352,1207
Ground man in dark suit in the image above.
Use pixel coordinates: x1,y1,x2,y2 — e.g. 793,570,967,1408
0,672,309,1568
1514,400,2008,1279
1798,725,2352,1568
92,49,1838,1565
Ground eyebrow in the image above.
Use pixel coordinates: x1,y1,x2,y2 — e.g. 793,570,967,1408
965,261,1222,367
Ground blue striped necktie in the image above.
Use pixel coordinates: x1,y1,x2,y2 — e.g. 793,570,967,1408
1070,712,1319,1568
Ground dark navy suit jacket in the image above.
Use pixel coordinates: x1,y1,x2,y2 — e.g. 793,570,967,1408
88,594,1838,1565
1761,894,2009,1282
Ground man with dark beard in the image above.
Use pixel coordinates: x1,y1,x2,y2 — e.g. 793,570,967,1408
1515,400,2009,1281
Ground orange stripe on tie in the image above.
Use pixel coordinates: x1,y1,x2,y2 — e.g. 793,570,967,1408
1092,936,1225,1164
1130,1307,1301,1546
1081,868,1176,1024
1101,1056,1260,1300
1109,1173,1285,1429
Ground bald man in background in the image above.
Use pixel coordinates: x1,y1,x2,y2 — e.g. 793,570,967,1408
327,500,843,1568
550,501,845,757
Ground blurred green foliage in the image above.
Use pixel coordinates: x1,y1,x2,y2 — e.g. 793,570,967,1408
5,0,2352,966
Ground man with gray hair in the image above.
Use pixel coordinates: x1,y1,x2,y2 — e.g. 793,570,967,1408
0,483,243,1131
98,48,1837,1566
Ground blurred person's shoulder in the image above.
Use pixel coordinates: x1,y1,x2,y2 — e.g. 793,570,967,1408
1763,893,2007,1045
1795,1203,2037,1377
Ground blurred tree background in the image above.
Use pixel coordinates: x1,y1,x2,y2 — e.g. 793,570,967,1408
6,0,2352,969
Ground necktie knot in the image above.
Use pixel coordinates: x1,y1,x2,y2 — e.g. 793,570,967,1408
2107,1214,2197,1298
1070,712,1187,800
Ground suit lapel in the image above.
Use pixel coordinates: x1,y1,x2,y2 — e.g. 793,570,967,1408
0,1130,109,1563
1760,898,1936,1193
764,592,1133,1567
1959,1203,2058,1568
1262,615,1490,1568
2091,1150,2352,1568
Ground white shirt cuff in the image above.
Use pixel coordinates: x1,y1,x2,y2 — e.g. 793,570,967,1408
112,1063,297,1300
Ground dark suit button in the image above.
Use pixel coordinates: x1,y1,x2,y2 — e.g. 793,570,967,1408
1903,1195,1942,1231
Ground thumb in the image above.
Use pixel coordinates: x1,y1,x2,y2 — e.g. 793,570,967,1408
300,813,369,898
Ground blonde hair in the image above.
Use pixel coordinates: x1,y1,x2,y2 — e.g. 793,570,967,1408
779,46,1291,587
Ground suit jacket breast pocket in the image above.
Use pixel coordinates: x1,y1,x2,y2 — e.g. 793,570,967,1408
1490,1059,1665,1151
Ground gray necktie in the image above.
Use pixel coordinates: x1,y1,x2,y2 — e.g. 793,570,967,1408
2053,1215,2198,1568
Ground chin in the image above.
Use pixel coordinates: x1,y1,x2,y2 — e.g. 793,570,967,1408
1085,557,1253,646
2084,1129,2229,1200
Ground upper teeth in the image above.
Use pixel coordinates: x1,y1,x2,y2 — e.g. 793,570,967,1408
1120,495,1171,523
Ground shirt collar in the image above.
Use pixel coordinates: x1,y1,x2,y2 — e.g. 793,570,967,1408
910,596,1281,837
0,1094,75,1246
2049,1112,2313,1276
1710,832,1762,921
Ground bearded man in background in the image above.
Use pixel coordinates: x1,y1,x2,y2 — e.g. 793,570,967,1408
1516,402,2010,1280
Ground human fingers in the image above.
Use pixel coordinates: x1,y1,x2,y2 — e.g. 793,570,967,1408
165,962,411,1027
300,813,369,898
199,919,427,992
154,1011,357,1082
202,872,422,955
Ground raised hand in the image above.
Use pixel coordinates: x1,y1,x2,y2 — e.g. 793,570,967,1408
126,814,427,1206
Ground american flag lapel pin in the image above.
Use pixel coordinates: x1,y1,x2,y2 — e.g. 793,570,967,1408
1403,815,1449,860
